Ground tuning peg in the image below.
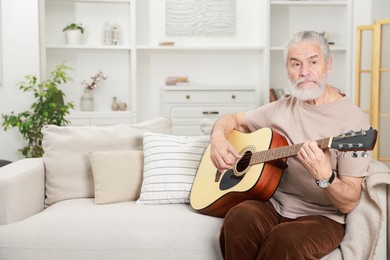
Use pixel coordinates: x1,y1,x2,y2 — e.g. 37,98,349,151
352,152,358,158
361,151,369,158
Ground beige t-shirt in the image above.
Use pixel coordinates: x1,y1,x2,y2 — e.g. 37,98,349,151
245,94,373,224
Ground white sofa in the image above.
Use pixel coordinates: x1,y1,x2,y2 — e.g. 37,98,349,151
0,117,389,260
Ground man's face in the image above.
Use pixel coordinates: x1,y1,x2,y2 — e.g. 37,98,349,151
286,41,332,100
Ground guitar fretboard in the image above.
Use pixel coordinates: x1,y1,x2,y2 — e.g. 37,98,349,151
249,137,332,165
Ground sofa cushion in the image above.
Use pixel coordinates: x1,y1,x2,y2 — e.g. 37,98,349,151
90,151,144,204
42,117,172,206
137,132,209,205
0,199,223,260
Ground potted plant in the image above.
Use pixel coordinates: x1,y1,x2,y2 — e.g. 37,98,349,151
1,63,75,158
63,23,85,45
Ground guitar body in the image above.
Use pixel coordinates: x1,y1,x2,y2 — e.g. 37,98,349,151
190,128,288,218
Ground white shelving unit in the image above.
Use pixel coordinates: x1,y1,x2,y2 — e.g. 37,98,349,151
135,0,266,124
268,0,353,97
39,0,135,125
39,0,353,130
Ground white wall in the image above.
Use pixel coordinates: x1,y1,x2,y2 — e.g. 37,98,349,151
0,0,40,161
0,0,389,162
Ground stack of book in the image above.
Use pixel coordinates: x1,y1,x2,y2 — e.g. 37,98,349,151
166,76,190,86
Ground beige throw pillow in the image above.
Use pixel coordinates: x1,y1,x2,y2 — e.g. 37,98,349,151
42,117,172,206
90,151,144,204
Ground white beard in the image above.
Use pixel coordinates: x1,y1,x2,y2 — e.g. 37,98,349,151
289,75,327,101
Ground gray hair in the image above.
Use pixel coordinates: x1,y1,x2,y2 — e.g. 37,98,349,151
283,31,331,65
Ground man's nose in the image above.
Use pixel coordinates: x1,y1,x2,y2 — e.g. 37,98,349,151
299,63,310,77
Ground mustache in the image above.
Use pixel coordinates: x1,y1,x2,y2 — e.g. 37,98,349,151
294,76,319,86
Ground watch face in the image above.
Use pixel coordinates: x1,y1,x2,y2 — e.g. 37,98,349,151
318,180,330,188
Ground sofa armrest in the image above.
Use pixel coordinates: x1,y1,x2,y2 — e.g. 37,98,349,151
0,158,45,225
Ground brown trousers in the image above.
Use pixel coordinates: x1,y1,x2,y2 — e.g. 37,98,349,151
219,200,345,260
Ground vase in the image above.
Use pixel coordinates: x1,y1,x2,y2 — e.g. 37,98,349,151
118,102,127,111
65,30,82,45
80,89,94,111
111,97,119,111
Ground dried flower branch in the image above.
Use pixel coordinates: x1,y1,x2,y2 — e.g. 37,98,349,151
81,70,107,90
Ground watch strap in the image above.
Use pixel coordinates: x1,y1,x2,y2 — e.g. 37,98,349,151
315,170,336,188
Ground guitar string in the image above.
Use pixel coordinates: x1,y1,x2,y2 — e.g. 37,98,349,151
235,138,330,165
231,130,372,167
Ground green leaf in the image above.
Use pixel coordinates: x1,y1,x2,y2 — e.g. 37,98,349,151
1,63,75,158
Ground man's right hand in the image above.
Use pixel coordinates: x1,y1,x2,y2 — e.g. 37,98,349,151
210,131,242,172
209,112,249,172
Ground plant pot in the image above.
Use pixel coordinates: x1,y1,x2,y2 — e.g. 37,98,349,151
65,30,82,45
80,89,94,111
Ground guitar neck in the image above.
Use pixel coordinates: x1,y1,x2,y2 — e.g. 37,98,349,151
250,137,332,165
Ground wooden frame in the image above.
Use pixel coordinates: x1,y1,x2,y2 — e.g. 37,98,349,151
355,19,390,162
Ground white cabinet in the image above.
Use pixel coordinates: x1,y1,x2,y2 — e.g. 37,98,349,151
163,87,256,135
39,0,353,130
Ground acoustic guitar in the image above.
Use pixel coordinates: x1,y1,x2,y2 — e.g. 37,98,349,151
190,127,377,218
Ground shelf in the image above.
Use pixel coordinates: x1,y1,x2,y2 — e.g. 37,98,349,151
163,86,257,91
69,111,134,118
137,46,264,51
46,0,131,3
270,45,347,51
46,45,132,50
271,1,347,6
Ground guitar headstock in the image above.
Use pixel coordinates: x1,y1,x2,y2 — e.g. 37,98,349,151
331,128,377,152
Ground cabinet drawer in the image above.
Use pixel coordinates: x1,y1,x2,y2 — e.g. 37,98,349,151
164,90,255,104
170,105,250,118
90,117,133,126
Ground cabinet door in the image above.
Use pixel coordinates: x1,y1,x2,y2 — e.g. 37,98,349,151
170,105,251,118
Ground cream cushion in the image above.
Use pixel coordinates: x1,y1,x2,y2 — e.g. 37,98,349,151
42,117,172,206
137,132,209,205
90,151,144,204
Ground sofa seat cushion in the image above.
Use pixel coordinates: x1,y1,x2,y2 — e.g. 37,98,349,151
0,199,223,260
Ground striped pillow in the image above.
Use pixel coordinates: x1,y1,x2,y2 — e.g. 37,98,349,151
136,132,210,205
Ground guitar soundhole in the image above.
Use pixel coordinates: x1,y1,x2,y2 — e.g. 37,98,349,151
219,150,253,191
236,151,252,174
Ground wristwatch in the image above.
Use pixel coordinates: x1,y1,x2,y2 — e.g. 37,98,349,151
315,170,336,188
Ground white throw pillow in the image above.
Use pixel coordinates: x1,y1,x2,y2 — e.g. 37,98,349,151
90,151,144,204
136,132,210,205
42,117,172,206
